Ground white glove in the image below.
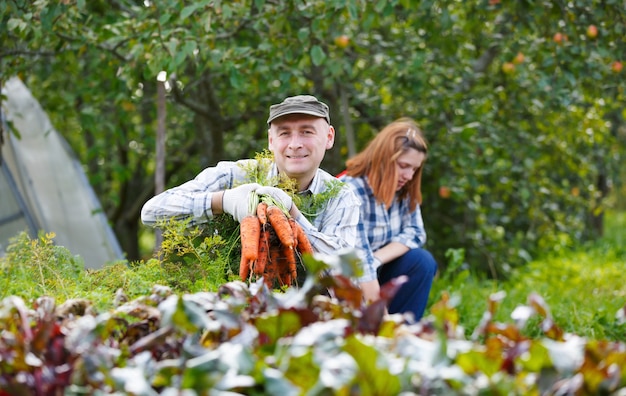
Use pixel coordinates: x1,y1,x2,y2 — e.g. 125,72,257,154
256,186,293,211
222,183,261,222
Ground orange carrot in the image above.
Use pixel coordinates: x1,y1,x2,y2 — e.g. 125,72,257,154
254,227,270,275
267,205,295,248
282,242,298,285
256,202,268,225
280,272,291,287
266,243,282,288
239,255,250,281
289,218,299,248
240,215,261,261
293,221,314,256
278,255,291,286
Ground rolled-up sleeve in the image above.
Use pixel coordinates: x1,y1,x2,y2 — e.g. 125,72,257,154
141,161,242,226
391,204,426,249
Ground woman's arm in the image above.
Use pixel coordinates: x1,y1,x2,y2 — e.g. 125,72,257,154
374,201,426,264
389,204,427,248
373,241,409,265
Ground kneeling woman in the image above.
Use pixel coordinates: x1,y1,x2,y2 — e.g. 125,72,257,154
340,118,437,321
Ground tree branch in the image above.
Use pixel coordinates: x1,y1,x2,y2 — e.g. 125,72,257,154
55,32,132,62
170,77,212,118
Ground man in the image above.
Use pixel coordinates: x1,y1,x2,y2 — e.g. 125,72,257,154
141,95,379,300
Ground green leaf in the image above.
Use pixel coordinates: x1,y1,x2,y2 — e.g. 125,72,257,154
7,18,27,33
284,351,320,391
297,27,309,43
456,349,501,377
517,341,551,372
168,38,178,56
222,3,232,19
159,12,172,25
347,2,359,19
263,368,300,395
182,40,198,57
375,0,388,13
39,4,60,31
5,120,21,139
159,295,212,333
344,335,401,394
310,45,326,66
229,68,243,89
172,50,187,70
255,311,301,344
181,4,202,20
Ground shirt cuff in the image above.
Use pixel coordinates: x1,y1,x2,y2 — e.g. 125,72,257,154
372,257,382,271
356,256,379,283
357,269,377,283
194,192,213,219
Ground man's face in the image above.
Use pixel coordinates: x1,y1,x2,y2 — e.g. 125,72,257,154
268,114,335,188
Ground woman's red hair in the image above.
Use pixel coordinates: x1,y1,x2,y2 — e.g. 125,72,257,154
345,118,428,211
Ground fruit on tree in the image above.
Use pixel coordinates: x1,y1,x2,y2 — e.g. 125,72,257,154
438,186,451,199
334,35,350,48
587,25,598,39
501,62,515,74
513,52,525,64
553,32,566,44
612,61,623,73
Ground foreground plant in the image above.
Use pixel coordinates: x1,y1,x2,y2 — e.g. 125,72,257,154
2,249,626,395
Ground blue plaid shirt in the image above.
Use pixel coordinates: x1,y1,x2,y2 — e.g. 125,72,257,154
340,175,427,271
142,159,377,281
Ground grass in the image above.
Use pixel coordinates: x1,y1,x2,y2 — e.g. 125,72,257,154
606,210,626,247
430,210,626,341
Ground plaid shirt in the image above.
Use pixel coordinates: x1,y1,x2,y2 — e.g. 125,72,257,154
340,175,427,271
141,159,377,281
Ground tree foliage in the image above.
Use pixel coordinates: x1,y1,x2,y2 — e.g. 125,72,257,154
2,0,625,275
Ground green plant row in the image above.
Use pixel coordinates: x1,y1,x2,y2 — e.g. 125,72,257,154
0,226,233,312
2,211,625,341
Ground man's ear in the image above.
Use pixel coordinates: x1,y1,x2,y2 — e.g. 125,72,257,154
326,126,336,149
267,128,274,151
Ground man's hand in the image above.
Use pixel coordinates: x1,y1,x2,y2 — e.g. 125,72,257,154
256,186,293,210
222,183,261,222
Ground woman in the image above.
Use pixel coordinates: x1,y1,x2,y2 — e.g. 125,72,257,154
340,118,437,321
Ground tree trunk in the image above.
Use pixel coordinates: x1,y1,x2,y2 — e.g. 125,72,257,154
154,79,167,252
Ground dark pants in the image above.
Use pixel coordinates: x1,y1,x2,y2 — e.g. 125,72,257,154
377,248,437,321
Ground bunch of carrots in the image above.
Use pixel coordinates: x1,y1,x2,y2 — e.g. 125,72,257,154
239,192,313,288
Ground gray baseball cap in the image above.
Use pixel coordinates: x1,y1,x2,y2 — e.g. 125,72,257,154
267,95,330,125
